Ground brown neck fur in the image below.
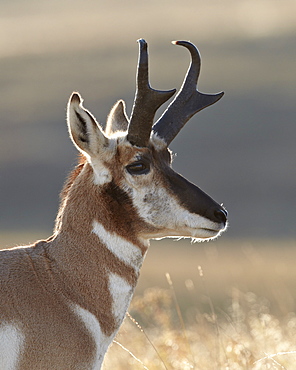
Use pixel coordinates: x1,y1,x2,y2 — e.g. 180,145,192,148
47,158,148,336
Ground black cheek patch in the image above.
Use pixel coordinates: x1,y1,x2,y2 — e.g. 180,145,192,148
101,181,143,234
103,181,134,212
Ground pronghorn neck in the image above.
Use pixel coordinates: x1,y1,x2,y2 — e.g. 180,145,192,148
50,159,148,338
55,159,149,249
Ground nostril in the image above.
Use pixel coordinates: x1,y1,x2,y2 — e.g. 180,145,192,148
214,208,227,224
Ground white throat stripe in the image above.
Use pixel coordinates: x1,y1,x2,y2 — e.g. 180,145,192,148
108,273,133,325
73,304,107,370
0,324,24,370
92,221,143,271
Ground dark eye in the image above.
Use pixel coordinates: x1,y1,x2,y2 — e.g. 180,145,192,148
126,161,150,175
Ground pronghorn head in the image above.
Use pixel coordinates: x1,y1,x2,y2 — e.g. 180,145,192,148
67,39,227,242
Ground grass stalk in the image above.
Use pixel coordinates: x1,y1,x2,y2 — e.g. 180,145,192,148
113,340,150,370
166,272,196,368
126,312,169,370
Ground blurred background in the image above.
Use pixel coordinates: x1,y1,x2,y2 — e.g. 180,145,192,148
1,0,296,322
1,0,295,239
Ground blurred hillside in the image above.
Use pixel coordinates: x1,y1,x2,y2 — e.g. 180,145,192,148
0,0,295,238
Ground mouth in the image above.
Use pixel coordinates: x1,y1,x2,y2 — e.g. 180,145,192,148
203,226,225,233
147,221,228,241
197,222,228,239
198,229,221,239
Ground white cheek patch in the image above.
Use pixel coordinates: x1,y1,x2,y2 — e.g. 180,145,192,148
92,221,144,272
108,272,134,326
131,185,220,238
73,304,109,370
0,324,24,370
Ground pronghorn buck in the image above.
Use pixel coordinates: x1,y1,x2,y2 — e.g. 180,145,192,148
0,39,227,369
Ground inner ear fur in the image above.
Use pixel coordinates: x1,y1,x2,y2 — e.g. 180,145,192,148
105,100,129,136
67,92,109,156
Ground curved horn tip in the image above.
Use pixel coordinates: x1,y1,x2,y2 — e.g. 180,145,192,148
172,40,193,46
172,40,199,52
172,40,182,45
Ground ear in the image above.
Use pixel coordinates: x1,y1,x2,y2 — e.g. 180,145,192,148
105,100,129,136
67,92,108,157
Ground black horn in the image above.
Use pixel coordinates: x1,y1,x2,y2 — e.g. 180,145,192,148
127,39,176,147
152,41,224,146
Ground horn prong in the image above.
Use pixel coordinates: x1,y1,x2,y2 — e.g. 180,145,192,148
127,39,176,147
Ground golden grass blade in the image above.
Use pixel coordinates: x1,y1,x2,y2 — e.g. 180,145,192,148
113,340,150,370
165,272,195,367
197,265,229,368
126,312,169,370
254,350,296,369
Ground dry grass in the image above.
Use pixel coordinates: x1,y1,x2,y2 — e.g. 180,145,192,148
103,238,296,369
104,286,296,369
135,239,296,316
